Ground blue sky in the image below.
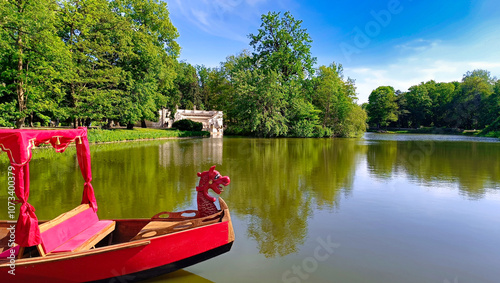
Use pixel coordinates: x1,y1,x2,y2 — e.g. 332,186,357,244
165,0,500,103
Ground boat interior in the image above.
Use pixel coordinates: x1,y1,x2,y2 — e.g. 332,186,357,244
0,198,229,262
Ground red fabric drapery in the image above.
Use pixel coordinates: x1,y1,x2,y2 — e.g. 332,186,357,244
0,127,97,247
76,135,97,211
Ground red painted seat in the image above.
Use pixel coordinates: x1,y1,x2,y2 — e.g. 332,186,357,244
51,220,115,253
37,204,115,256
0,245,19,259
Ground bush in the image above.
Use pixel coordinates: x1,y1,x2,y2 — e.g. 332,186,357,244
313,126,333,138
172,119,203,131
290,119,316,137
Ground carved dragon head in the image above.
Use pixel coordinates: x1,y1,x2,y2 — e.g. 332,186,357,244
196,165,230,202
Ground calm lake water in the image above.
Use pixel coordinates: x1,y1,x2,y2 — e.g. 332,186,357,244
1,133,500,283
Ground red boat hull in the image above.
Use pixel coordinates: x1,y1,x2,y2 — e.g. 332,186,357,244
1,221,232,282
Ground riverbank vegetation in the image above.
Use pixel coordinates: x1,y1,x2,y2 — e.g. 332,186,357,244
0,0,180,130
86,128,209,143
1,2,497,138
0,2,365,138
365,70,500,137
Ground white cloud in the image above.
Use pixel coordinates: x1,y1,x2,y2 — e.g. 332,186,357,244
346,37,500,103
191,9,210,27
169,0,271,43
395,39,440,52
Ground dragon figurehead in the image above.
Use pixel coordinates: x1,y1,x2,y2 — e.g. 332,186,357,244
196,165,230,217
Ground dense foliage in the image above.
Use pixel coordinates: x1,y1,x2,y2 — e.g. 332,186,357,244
0,7,366,138
0,0,179,129
366,70,500,132
3,4,495,137
366,86,398,128
181,12,366,138
172,119,203,132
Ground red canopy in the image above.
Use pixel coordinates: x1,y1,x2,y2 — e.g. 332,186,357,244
0,127,97,247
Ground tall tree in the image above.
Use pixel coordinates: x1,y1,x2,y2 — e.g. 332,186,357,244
405,84,432,128
112,0,179,128
168,61,200,111
230,68,288,137
428,81,456,127
340,103,367,138
284,79,320,137
452,70,493,129
366,86,398,128
249,11,316,81
312,63,365,137
0,0,69,128
59,0,129,127
314,64,353,127
196,65,233,111
482,81,500,131
463,69,496,86
245,11,320,137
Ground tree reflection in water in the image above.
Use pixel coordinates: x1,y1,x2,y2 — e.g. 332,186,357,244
365,139,500,199
223,138,362,257
0,135,498,259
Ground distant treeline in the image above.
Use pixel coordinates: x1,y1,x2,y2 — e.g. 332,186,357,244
365,69,500,132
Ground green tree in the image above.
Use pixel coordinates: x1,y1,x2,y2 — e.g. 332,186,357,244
313,63,364,137
366,86,398,128
58,0,179,129
0,0,69,128
196,64,210,108
168,61,200,111
479,79,500,129
428,81,456,127
395,90,410,128
204,67,233,111
463,69,496,86
59,0,129,127
314,64,345,128
285,79,320,137
405,84,432,128
248,11,316,81
336,103,367,138
243,11,321,137
452,70,493,129
111,0,179,128
230,69,288,137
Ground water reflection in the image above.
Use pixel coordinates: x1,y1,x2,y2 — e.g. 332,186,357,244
142,270,213,283
159,138,223,167
364,135,500,199
222,138,362,257
0,139,225,220
0,135,499,264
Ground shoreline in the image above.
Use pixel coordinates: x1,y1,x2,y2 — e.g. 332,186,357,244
0,127,211,144
88,135,209,145
367,127,500,138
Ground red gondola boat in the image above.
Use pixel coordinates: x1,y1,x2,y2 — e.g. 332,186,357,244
0,128,234,282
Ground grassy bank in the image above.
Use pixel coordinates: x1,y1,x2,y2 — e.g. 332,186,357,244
87,128,209,143
368,127,500,139
479,130,500,138
368,127,465,135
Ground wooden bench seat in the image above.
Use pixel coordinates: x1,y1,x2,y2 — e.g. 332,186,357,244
35,204,115,256
51,220,115,253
